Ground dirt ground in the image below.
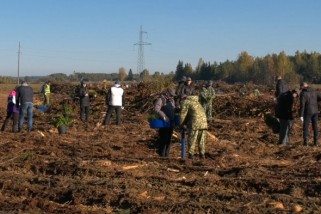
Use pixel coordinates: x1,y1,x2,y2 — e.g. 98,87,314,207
0,82,321,214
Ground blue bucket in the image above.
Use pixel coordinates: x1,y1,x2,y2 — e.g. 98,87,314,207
149,119,170,128
38,106,47,112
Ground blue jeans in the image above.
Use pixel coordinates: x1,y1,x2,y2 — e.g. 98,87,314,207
19,102,33,130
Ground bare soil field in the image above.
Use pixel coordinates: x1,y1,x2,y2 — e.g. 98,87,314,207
0,82,320,213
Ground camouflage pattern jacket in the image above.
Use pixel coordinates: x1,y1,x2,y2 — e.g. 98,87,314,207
200,86,215,105
180,96,208,130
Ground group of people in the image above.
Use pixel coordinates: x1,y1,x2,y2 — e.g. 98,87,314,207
75,79,125,124
78,79,125,125
275,75,321,146
1,79,125,133
153,77,215,160
1,80,52,133
1,81,35,133
3,75,319,157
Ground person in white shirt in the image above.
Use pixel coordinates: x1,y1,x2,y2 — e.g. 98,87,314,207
103,79,125,125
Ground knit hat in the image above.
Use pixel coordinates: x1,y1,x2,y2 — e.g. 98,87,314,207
167,88,176,97
115,79,121,85
292,88,300,95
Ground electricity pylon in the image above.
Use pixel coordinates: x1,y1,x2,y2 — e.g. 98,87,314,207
134,26,151,74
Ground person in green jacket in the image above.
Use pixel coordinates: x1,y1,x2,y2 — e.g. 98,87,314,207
180,95,208,160
41,80,51,105
200,80,215,122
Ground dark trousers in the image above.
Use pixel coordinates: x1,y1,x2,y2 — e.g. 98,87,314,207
80,106,89,122
158,127,174,157
303,113,318,145
104,106,121,125
1,111,19,132
279,119,294,145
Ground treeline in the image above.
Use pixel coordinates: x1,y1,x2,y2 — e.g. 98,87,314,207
0,71,139,84
174,50,321,87
2,50,320,86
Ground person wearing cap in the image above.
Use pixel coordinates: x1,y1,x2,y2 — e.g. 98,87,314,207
275,76,289,98
200,80,216,122
299,82,321,146
275,89,300,145
178,77,195,104
153,88,176,157
175,76,186,108
103,79,125,125
180,93,208,160
79,80,90,122
16,81,34,133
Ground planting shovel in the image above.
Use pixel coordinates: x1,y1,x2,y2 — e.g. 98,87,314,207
181,128,186,160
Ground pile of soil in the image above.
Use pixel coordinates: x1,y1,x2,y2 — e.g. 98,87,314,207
0,82,320,213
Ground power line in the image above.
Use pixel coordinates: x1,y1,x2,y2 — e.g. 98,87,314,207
17,41,21,85
134,25,151,74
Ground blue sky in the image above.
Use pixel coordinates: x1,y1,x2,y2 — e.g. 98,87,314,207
0,0,321,76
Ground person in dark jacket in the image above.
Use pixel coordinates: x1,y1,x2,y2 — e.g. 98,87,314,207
275,89,300,145
178,77,195,105
175,76,186,108
16,81,34,133
275,76,289,98
79,80,90,122
103,79,125,125
299,82,321,146
153,88,176,157
1,87,19,132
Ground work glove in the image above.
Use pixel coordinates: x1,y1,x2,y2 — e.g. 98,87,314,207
300,117,304,123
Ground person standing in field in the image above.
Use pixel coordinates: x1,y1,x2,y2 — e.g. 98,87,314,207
1,87,19,132
180,77,195,100
180,94,208,160
299,82,321,146
200,80,215,123
16,81,34,133
153,88,176,157
275,89,300,145
79,80,90,122
175,76,186,109
275,75,288,98
103,79,125,125
41,80,51,106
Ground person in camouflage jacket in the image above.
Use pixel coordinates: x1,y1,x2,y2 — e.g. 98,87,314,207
200,81,215,122
180,95,208,159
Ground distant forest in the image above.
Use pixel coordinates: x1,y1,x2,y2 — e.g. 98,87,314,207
1,50,320,86
174,50,321,87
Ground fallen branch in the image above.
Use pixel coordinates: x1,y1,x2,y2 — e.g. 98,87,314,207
122,164,147,170
167,168,180,173
208,132,218,142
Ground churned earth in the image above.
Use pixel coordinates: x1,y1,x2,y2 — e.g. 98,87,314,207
0,82,320,213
